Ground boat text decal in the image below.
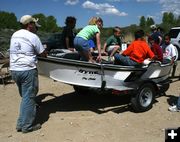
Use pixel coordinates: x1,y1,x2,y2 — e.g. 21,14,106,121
78,69,98,75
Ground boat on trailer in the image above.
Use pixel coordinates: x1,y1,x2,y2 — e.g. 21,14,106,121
37,50,174,112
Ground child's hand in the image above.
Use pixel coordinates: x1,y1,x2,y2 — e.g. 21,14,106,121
96,54,102,62
103,51,108,56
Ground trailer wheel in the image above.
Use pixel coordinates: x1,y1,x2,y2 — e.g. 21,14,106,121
131,83,155,112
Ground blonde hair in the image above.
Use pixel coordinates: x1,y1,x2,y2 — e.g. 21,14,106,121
88,16,103,25
88,17,97,25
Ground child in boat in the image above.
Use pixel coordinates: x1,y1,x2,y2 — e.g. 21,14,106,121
102,26,122,58
161,33,177,64
74,17,103,63
61,16,76,52
148,36,163,62
114,29,155,66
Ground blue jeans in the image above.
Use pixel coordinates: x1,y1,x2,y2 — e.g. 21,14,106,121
114,53,140,66
11,69,38,131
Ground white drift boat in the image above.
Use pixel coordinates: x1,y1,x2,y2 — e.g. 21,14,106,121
37,50,174,112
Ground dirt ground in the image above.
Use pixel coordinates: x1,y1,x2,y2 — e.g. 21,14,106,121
0,62,180,142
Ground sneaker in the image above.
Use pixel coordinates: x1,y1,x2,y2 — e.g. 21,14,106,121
22,124,41,133
16,127,21,132
168,105,180,112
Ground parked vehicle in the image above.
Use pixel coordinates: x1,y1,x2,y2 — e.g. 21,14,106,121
169,27,180,60
42,33,64,51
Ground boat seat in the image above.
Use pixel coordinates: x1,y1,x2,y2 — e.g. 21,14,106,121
48,49,80,60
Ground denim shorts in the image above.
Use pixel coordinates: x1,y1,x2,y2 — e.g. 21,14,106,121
74,37,90,52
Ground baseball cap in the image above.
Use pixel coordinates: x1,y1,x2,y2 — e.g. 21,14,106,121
20,15,41,27
150,24,157,30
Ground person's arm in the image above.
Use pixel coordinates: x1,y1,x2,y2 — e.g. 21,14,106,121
171,56,175,64
65,37,74,51
95,32,101,62
34,35,47,57
102,42,108,55
39,50,47,57
158,36,162,45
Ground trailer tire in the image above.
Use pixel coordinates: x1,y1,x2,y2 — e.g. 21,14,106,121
131,83,155,112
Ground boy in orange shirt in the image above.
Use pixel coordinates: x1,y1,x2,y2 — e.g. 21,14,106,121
114,30,155,66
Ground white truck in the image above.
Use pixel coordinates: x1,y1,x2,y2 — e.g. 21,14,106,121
169,27,180,60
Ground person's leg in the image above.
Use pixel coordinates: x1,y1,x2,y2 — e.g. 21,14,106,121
162,58,171,64
74,37,93,62
13,69,39,132
11,71,23,131
21,69,39,132
110,45,120,57
177,96,180,110
114,53,139,66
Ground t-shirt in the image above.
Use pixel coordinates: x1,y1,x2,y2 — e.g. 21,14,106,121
162,43,177,60
151,31,162,43
76,25,100,40
122,40,155,63
151,43,163,62
9,29,45,71
61,26,75,49
106,35,121,47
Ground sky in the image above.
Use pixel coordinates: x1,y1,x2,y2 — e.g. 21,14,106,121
0,0,180,28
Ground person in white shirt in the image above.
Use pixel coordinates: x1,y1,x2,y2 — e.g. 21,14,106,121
162,33,177,64
9,15,46,133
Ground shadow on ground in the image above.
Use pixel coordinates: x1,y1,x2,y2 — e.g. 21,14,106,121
35,91,133,125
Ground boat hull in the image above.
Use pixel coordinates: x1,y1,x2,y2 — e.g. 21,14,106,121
37,56,172,91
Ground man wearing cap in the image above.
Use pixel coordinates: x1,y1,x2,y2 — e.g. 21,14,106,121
9,15,46,133
150,24,162,45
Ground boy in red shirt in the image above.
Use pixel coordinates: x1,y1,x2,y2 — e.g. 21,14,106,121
114,30,155,66
148,36,163,62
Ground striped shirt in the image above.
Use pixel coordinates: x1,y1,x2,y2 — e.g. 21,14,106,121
76,25,100,40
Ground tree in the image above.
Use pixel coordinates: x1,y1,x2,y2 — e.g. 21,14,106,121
33,13,60,32
162,12,176,33
46,16,60,32
0,11,19,29
146,17,154,27
175,16,180,26
139,16,146,28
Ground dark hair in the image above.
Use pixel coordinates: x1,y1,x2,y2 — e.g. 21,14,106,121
134,29,145,40
65,16,76,25
164,33,170,39
148,35,160,44
113,26,121,33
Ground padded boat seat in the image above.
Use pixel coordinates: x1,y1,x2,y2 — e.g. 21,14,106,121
49,49,80,60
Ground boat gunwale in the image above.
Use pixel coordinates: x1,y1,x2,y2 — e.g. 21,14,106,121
38,56,148,71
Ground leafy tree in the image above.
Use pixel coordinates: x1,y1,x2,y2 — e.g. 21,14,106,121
0,11,19,29
146,17,154,27
139,16,146,28
33,13,60,32
46,16,59,32
162,12,176,33
174,15,180,27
